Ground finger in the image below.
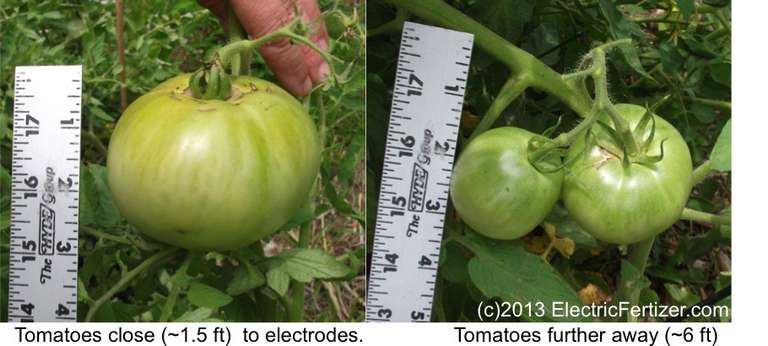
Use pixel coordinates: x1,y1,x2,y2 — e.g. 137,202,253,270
230,0,329,96
197,0,228,26
296,0,330,83
229,0,311,96
260,39,314,96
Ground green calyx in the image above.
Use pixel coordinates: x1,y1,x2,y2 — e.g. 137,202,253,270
189,62,232,100
527,39,635,172
188,13,338,102
587,102,668,170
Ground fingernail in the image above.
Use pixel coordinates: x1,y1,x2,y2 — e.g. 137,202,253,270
302,76,313,93
317,62,330,81
318,38,328,50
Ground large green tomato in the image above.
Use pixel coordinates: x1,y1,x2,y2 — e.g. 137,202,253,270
451,127,563,240
107,74,320,251
563,104,692,245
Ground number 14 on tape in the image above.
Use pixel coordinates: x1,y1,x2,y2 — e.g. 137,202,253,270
366,22,474,322
8,65,82,322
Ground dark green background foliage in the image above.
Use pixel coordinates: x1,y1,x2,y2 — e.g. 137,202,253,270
1,0,365,321
367,0,730,321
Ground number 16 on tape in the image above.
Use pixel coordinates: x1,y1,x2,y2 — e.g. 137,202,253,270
366,22,473,322
8,66,82,322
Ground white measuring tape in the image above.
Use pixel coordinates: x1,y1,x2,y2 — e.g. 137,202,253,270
8,65,82,321
366,22,473,322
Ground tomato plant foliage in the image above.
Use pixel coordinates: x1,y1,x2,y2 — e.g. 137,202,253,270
1,0,365,321
368,0,730,321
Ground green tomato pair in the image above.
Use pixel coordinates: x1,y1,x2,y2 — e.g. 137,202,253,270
450,104,693,245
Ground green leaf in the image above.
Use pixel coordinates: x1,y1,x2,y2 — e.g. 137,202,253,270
365,73,388,176
676,0,695,19
639,287,660,306
278,206,316,231
79,246,108,285
266,268,290,296
664,283,700,306
522,19,561,66
690,103,716,123
337,133,364,184
0,111,8,142
683,36,718,59
618,259,652,306
709,63,731,87
77,277,91,303
710,119,731,171
658,41,684,74
174,307,214,322
90,300,116,321
0,207,8,232
597,0,655,81
544,204,601,250
616,45,656,82
88,105,115,122
462,234,586,321
322,176,363,222
277,248,350,282
65,19,86,40
468,0,534,43
86,164,121,226
439,241,471,284
226,262,266,296
79,165,98,226
42,11,64,19
187,282,233,309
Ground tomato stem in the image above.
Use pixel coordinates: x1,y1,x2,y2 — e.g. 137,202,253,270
468,74,531,142
681,207,730,225
386,0,592,117
159,251,193,322
528,105,599,164
189,62,232,100
692,160,713,185
589,42,640,158
527,41,632,163
287,220,312,321
684,96,731,111
286,96,326,321
620,236,655,322
627,238,655,276
368,7,408,38
85,247,179,322
216,18,337,83
606,105,639,156
83,130,108,158
190,17,337,101
226,7,251,77
81,225,157,252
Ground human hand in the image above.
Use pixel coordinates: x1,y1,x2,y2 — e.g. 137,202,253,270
199,0,330,96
